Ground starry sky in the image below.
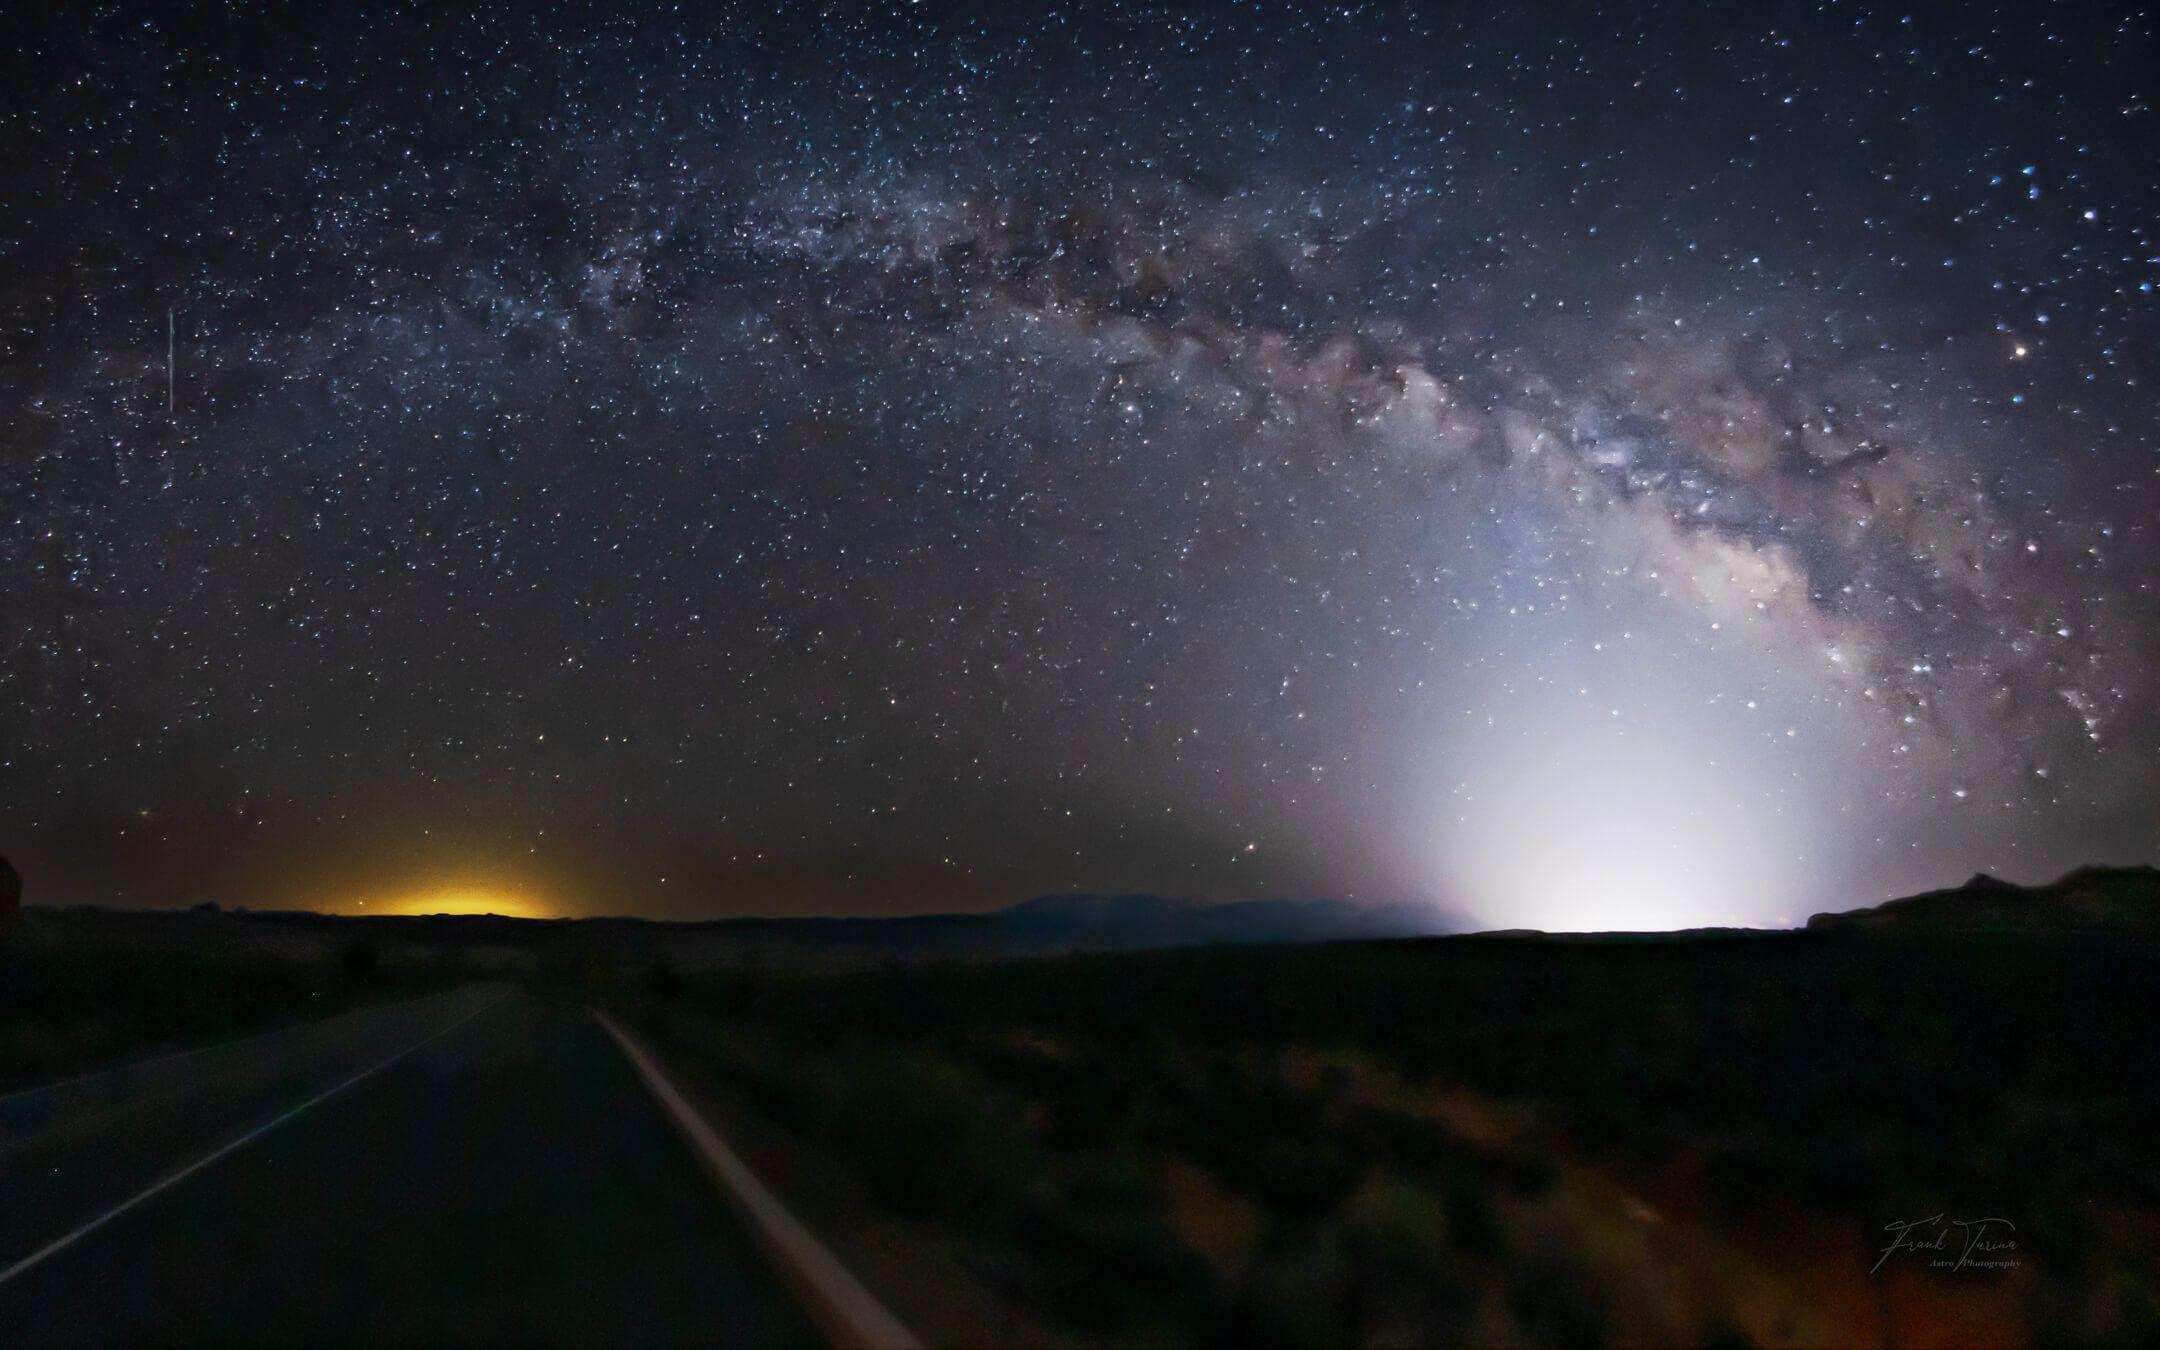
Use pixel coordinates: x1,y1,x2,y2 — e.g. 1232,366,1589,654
3,2,2155,927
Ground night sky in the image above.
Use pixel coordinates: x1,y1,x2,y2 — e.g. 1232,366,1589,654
3,2,2155,927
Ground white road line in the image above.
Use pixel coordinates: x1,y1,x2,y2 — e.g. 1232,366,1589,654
0,989,505,1289
593,1011,922,1350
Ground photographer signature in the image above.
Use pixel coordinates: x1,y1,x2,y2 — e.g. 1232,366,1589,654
1871,1215,2020,1273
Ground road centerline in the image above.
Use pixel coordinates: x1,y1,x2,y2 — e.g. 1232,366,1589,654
0,988,507,1289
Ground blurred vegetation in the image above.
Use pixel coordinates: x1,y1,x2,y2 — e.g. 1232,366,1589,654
623,929,2160,1345
0,924,471,1091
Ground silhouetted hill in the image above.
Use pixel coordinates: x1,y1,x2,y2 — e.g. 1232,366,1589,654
1806,864,2160,934
996,893,1445,947
14,892,1455,969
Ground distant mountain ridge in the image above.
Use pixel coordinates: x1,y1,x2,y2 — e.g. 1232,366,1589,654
1806,865,2160,934
39,866,2159,965
19,891,1457,967
994,893,1445,948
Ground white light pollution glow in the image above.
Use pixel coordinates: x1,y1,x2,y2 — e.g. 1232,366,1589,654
1438,683,1804,934
332,880,555,920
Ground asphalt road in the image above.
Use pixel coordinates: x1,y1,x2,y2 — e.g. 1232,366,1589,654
0,988,819,1348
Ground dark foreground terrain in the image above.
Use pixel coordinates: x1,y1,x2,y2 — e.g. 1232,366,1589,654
613,869,2160,1346
0,986,813,1348
2,867,2156,1347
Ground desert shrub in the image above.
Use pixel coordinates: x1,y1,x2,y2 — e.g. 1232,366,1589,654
1335,1183,1474,1341
1342,1181,1450,1277
1029,1196,1216,1333
644,960,680,999
826,1047,1040,1223
1507,1259,1604,1349
340,938,380,978
1217,1238,1355,1350
1443,1180,1504,1258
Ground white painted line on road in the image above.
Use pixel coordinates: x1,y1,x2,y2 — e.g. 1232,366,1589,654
0,990,505,1289
593,1011,922,1350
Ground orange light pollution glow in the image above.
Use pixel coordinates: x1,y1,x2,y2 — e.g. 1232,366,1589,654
335,884,555,919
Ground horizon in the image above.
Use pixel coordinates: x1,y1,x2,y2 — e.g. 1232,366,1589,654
23,860,2156,936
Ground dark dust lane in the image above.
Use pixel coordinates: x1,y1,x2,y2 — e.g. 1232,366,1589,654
0,992,818,1348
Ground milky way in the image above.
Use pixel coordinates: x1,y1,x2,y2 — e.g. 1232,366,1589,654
3,2,2156,924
